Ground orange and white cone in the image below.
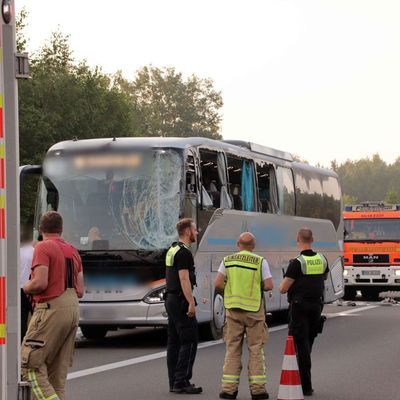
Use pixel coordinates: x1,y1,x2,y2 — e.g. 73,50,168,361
277,336,304,400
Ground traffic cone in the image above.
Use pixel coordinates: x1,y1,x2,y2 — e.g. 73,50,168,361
277,336,304,400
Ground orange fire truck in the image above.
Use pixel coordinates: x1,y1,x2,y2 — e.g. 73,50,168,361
343,202,400,300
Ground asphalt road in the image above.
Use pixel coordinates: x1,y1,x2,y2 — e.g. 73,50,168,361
65,302,400,400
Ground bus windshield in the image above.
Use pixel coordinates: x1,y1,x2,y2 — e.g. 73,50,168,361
37,148,183,251
344,218,400,242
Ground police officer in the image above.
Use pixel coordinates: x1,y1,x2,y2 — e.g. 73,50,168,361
215,232,273,400
279,228,329,397
165,218,202,394
22,211,84,400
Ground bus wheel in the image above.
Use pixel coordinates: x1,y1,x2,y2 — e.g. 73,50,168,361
80,325,108,340
343,287,357,300
200,292,225,340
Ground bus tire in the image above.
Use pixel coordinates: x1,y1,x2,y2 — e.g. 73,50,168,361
80,325,108,340
343,287,357,300
200,292,225,340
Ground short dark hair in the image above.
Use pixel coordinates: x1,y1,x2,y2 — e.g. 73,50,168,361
39,211,63,234
298,228,313,243
176,218,194,236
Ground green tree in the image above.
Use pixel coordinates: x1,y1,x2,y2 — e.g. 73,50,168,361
117,66,223,139
18,30,138,166
384,189,399,204
16,6,28,52
342,193,358,206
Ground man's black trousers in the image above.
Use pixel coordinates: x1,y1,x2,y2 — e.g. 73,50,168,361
165,293,199,390
20,289,32,342
288,299,323,393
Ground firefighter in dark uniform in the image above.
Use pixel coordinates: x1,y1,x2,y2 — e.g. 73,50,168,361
165,218,202,394
279,228,329,397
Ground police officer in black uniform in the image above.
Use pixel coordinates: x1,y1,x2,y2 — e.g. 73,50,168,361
165,218,202,394
279,228,329,397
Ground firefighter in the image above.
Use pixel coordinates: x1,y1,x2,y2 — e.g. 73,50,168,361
22,212,84,400
279,228,329,397
215,232,273,400
165,218,202,394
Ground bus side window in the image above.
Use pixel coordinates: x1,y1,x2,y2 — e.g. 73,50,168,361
294,168,324,220
321,176,341,230
186,154,197,194
199,150,232,209
276,166,295,215
255,161,279,214
227,155,256,212
199,150,220,208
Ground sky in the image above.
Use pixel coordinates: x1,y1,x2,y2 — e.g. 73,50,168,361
15,0,400,167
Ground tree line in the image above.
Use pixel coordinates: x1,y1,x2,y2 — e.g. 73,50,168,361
331,155,400,205
17,10,400,224
17,10,223,167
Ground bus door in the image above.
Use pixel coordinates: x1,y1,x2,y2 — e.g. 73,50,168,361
184,151,199,245
20,165,42,240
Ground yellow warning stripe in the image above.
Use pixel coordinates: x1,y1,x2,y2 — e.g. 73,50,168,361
0,323,5,339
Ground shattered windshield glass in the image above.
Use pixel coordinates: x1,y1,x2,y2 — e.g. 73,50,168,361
39,148,182,250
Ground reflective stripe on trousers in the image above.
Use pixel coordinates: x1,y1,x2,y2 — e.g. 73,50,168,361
28,369,60,400
221,306,268,395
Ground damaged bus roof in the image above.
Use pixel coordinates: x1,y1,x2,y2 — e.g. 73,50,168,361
47,136,336,176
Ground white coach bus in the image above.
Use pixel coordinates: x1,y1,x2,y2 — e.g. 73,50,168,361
21,137,344,340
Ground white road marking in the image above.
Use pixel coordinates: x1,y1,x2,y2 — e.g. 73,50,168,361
67,305,378,381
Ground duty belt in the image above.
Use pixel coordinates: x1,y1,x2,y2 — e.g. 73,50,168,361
166,290,183,295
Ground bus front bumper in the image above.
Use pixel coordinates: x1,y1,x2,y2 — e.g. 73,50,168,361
79,301,168,326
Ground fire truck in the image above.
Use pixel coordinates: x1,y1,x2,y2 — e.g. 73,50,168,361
1,1,31,398
343,202,400,300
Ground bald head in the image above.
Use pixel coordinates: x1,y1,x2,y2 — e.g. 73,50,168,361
237,232,256,251
297,228,313,244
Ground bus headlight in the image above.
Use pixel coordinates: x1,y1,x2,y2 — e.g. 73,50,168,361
343,270,349,277
144,287,166,304
395,270,400,277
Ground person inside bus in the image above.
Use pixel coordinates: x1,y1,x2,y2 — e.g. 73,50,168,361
203,175,220,208
231,184,243,210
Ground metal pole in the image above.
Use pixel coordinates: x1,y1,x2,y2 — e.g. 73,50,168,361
0,4,7,398
1,1,20,399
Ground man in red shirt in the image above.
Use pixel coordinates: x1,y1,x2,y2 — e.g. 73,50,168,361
22,211,84,400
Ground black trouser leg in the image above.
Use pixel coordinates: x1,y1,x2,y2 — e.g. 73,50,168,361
294,334,312,392
20,289,31,342
166,295,199,389
174,339,198,385
166,312,180,389
289,301,321,393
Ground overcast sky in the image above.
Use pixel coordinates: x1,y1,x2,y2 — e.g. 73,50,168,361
15,0,400,166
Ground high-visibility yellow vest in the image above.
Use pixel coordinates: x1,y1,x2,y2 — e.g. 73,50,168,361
297,253,327,275
165,243,182,267
223,250,263,312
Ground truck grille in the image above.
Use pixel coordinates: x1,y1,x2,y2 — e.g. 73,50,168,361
353,254,389,264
